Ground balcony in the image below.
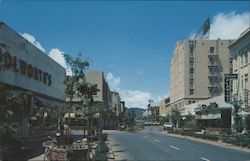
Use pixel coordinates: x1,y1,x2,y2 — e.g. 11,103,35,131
208,61,218,67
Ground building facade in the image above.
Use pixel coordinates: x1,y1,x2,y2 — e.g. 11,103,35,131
86,71,110,107
230,28,250,109
159,97,171,117
0,22,65,101
170,39,232,114
0,22,66,137
229,28,250,132
110,91,121,115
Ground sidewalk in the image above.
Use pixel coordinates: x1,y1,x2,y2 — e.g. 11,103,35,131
161,131,250,153
29,154,44,161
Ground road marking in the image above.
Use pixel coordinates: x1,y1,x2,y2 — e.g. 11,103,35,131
153,139,160,143
201,157,210,161
169,145,181,151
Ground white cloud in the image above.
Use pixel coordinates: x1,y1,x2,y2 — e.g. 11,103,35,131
188,11,250,40
210,11,250,39
106,72,121,90
20,33,46,52
188,29,197,39
48,48,71,75
119,89,153,108
106,72,168,109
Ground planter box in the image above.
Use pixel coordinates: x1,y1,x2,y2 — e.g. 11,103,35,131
49,147,67,161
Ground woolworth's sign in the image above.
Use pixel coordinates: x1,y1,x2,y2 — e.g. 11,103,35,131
0,46,52,86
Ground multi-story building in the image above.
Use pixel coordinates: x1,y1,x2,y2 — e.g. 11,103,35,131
159,97,171,117
229,28,250,132
120,101,125,113
150,101,160,121
230,28,250,109
86,70,110,107
170,39,232,114
110,91,121,115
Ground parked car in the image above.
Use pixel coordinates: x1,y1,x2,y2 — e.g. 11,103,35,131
163,122,173,130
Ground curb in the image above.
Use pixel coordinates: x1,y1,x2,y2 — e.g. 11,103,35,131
106,138,115,161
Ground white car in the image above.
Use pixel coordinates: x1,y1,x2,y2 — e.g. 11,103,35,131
163,123,173,130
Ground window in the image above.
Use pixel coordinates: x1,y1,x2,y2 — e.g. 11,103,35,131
242,76,244,90
190,89,194,95
190,68,194,74
210,47,214,53
190,47,194,53
230,58,233,64
245,74,248,89
245,53,248,64
230,68,233,74
190,57,194,63
190,78,194,84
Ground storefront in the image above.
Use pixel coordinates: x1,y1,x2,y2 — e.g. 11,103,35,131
0,22,66,137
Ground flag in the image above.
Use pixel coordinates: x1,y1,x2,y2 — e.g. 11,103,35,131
202,18,210,35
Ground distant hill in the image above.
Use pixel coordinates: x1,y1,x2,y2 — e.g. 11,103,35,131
128,108,144,119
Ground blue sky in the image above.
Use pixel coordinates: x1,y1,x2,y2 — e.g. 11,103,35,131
0,1,249,108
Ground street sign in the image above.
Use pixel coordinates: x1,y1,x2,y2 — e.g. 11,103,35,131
224,78,231,103
224,74,238,79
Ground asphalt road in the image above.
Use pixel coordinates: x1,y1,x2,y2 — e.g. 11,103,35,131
107,126,250,161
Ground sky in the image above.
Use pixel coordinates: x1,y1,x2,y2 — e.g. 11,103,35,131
0,1,249,108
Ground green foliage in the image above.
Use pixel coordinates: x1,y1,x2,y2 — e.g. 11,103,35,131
159,116,170,125
92,141,109,161
221,134,250,148
182,119,198,130
170,108,182,128
0,84,28,160
168,130,219,141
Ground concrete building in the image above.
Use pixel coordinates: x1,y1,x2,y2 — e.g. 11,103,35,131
120,101,125,113
110,91,121,115
0,22,66,137
143,108,152,118
229,28,250,132
159,97,171,117
170,39,232,114
86,71,110,107
191,95,232,129
150,101,160,121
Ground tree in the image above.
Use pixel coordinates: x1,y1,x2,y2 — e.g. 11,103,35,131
0,84,29,160
170,108,182,129
63,53,100,143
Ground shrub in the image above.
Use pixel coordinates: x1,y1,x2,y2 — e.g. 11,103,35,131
92,141,109,161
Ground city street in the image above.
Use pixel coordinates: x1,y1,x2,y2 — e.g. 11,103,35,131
107,126,250,161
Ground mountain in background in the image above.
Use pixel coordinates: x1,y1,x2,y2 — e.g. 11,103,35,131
128,107,144,119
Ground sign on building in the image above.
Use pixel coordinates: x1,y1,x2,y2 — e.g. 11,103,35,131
224,74,238,103
224,78,231,103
